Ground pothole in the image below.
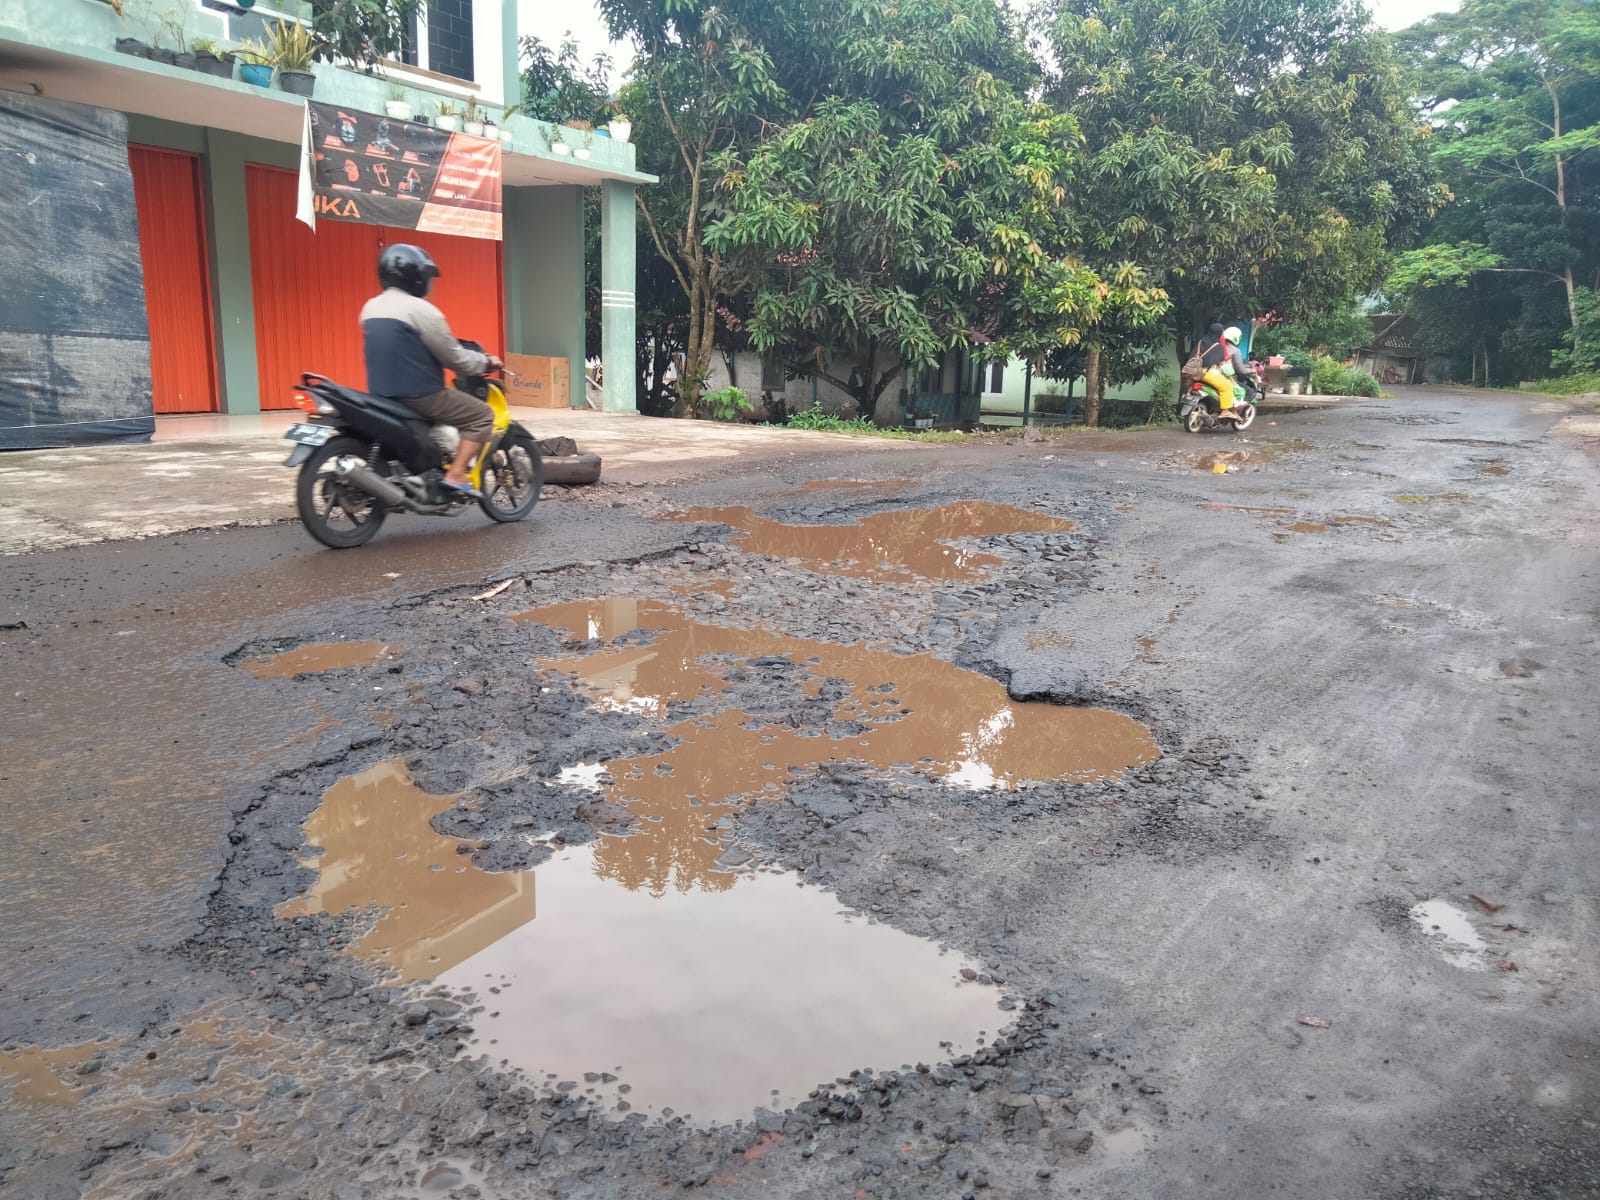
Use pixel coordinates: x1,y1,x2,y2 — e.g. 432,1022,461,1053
666,500,1075,581
1409,899,1488,970
275,760,538,983
799,479,915,490
0,1041,105,1106
279,760,1004,1125
241,641,395,679
271,598,1159,1125
1202,504,1393,533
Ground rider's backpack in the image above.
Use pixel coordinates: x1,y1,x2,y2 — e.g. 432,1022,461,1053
1181,339,1220,384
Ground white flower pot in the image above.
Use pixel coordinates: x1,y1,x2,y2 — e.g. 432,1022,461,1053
606,119,631,143
498,127,514,146
574,147,590,160
384,100,413,121
435,115,459,132
551,141,572,156
464,120,485,137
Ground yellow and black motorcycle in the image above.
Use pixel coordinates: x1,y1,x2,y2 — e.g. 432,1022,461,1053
281,347,542,549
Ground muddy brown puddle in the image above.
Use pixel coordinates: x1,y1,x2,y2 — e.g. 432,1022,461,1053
242,640,394,679
277,601,1158,1124
281,760,1004,1124
666,500,1074,581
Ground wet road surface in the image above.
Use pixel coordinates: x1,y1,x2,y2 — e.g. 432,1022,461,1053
2,388,1598,1199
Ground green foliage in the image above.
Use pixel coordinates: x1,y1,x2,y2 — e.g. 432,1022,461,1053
1254,308,1372,360
1520,370,1600,395
520,34,613,123
262,18,317,71
1274,346,1316,369
1396,0,1600,380
786,408,877,432
1551,289,1600,373
1146,372,1179,424
1310,356,1349,395
1342,369,1381,397
702,386,754,421
311,0,418,68
1041,0,1440,359
1310,356,1380,396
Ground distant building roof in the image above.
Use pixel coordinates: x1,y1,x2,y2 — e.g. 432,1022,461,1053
1361,315,1422,356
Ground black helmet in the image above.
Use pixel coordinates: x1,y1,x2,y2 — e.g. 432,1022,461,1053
378,244,440,298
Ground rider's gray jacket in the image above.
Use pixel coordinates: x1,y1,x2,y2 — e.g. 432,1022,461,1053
360,287,490,399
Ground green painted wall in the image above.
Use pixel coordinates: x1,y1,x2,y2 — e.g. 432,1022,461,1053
981,346,1179,417
504,187,585,406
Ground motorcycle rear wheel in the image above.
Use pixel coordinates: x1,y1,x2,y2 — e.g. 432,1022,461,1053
478,428,543,523
1183,407,1205,433
296,436,387,549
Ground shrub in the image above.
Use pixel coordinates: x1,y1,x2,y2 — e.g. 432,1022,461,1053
701,386,752,422
1341,369,1381,397
787,406,874,432
1275,345,1316,369
1310,356,1347,395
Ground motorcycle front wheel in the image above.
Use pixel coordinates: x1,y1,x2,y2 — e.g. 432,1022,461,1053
296,436,388,549
1232,404,1257,431
478,427,544,523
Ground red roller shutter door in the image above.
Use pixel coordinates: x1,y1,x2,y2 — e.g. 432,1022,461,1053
245,164,372,410
400,229,504,357
128,145,218,413
244,165,503,411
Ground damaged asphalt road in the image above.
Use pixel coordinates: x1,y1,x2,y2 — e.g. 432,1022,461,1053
2,387,1598,1199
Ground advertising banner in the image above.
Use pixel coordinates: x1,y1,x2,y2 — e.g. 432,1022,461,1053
297,100,502,240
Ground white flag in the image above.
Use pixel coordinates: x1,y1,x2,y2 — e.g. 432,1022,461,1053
294,102,316,231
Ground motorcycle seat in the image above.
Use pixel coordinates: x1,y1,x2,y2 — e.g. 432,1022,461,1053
311,380,433,430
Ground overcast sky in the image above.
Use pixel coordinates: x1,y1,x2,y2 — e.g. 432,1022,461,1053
516,0,1462,83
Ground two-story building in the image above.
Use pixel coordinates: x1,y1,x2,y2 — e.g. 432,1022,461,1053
0,0,650,446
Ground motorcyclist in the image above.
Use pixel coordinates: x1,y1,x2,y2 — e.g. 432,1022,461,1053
1200,324,1251,421
360,244,502,500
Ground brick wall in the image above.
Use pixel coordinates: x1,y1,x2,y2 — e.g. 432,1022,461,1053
427,0,475,82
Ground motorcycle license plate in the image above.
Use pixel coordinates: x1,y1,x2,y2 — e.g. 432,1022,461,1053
282,422,333,446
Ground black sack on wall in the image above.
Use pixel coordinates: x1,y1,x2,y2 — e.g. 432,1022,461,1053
0,91,154,448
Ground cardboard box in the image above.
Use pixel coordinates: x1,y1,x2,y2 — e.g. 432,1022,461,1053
503,353,571,408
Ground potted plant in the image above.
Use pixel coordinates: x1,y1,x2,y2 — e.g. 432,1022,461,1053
601,101,631,143
235,41,273,88
191,35,232,78
495,104,521,147
147,4,185,66
383,85,413,122
264,18,318,96
434,99,461,132
115,34,150,56
463,101,490,137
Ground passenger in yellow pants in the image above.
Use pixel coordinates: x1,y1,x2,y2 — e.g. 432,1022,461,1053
1202,366,1237,411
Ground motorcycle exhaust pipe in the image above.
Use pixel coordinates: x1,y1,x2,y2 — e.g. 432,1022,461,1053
334,456,409,508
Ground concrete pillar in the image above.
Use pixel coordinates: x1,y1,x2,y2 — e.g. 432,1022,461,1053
502,0,521,111
503,186,584,405
202,129,262,414
599,180,637,414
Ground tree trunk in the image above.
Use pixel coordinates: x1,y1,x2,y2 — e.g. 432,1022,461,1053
1084,347,1102,428
1548,82,1581,356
